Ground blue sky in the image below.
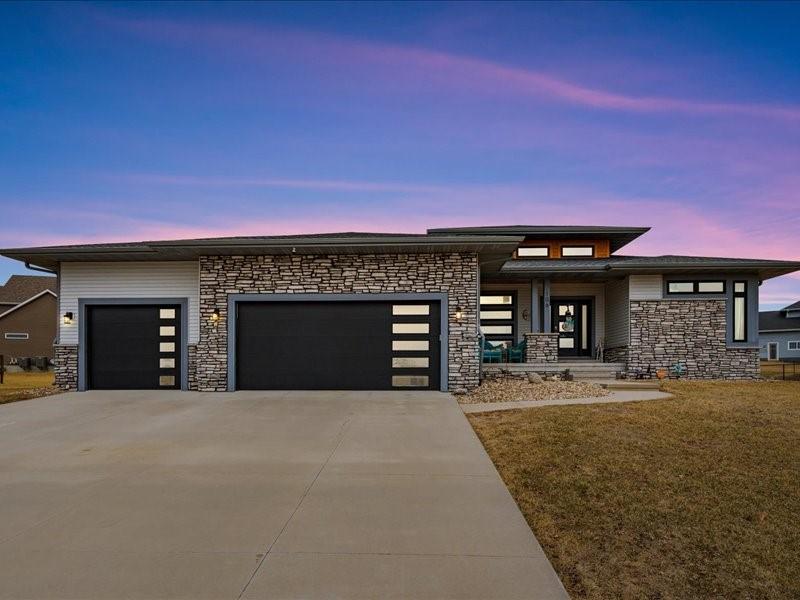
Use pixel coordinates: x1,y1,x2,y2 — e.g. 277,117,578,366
1,1,798,308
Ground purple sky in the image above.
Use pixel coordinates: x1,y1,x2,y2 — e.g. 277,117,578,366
1,2,798,308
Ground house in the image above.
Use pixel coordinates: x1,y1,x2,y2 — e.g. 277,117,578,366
759,301,800,361
1,226,798,392
0,275,58,364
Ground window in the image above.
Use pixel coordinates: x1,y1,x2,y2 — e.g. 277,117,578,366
480,292,516,349
789,341,800,351
667,281,726,295
517,247,549,258
561,246,594,257
4,332,29,340
392,323,429,334
392,305,429,315
733,281,747,342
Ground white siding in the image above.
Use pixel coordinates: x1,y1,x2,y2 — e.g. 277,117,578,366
604,277,629,347
59,262,200,345
629,274,663,300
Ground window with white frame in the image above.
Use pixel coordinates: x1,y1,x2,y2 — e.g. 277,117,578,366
4,333,29,340
789,341,800,351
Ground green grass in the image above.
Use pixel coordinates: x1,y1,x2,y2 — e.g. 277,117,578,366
468,381,800,599
0,371,59,404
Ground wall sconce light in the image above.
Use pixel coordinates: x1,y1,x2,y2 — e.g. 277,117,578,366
522,308,530,321
454,306,464,321
210,309,220,324
63,312,74,325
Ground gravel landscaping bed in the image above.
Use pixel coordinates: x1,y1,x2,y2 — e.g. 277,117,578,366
460,379,610,404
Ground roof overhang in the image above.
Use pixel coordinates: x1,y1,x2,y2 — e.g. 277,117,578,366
0,235,525,271
427,225,650,253
498,257,800,281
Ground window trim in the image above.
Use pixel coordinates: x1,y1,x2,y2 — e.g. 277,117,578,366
733,280,747,342
516,246,550,258
666,280,727,295
480,290,517,349
4,332,29,340
788,341,800,351
560,245,595,258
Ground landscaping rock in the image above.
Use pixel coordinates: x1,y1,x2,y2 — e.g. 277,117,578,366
527,372,543,384
460,379,610,404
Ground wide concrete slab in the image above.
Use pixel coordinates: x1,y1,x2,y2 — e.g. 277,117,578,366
0,390,567,599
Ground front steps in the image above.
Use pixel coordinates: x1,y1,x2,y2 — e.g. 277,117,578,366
483,360,626,380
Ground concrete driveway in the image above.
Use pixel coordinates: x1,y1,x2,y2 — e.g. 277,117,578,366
0,390,567,599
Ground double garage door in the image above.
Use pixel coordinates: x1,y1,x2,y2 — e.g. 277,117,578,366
85,300,441,391
236,300,441,390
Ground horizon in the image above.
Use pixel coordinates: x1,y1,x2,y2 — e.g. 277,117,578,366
1,2,798,308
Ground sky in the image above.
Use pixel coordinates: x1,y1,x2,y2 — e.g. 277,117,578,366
0,1,798,308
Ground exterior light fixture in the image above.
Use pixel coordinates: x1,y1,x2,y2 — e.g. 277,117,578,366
63,312,74,325
522,308,530,321
454,306,464,321
210,309,220,323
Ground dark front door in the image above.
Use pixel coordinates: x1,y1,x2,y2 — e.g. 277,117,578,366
87,305,181,390
551,300,592,357
235,300,441,390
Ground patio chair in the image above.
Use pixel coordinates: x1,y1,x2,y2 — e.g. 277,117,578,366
506,339,527,363
482,340,505,363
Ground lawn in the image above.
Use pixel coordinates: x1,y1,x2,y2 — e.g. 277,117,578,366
468,381,800,599
0,371,59,404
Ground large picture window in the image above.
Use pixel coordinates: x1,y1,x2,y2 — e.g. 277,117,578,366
733,281,747,342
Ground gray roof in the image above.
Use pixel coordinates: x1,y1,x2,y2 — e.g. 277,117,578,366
783,300,800,311
428,225,649,253
500,254,800,280
0,275,57,304
0,233,524,271
760,309,800,332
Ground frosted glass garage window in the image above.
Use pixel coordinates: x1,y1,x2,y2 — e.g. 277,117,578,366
392,305,429,315
392,323,429,334
392,375,429,387
392,340,429,351
159,326,175,336
159,309,176,319
392,357,429,368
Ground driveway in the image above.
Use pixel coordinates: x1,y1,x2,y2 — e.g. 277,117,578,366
0,390,567,599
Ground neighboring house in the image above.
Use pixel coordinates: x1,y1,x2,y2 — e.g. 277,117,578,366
759,301,800,361
0,275,58,362
1,226,798,392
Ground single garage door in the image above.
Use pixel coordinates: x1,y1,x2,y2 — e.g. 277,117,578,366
87,305,181,390
235,300,441,390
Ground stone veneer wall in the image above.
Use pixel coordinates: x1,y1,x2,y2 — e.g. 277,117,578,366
196,253,480,392
54,344,78,391
187,344,198,391
629,299,759,379
524,333,559,362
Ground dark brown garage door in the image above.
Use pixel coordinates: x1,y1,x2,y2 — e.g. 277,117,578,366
87,305,181,390
235,300,441,390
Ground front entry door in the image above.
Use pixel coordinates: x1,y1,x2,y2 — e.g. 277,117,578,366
551,300,592,357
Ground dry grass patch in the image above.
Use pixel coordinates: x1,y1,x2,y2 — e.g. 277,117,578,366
0,371,59,404
468,381,800,599
460,379,609,404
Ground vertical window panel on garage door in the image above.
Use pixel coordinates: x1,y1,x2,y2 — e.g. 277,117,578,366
235,300,440,390
87,305,181,390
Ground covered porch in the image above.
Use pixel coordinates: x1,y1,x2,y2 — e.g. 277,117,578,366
478,273,630,376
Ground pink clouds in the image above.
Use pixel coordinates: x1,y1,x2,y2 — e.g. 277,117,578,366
99,11,800,122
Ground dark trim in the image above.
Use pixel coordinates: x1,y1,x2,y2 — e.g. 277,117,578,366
77,298,189,392
733,280,747,342
560,245,595,258
549,296,595,357
479,290,517,347
227,293,449,392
